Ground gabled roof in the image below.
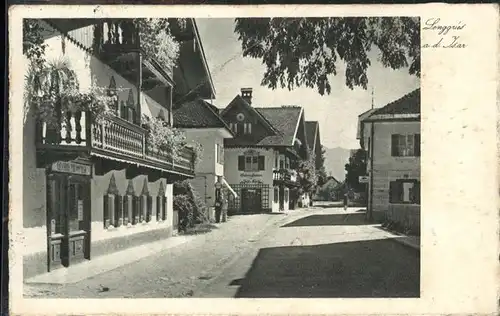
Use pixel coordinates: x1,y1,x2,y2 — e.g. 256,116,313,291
256,106,303,146
305,121,319,151
221,95,279,134
173,98,233,134
223,105,304,147
364,89,421,122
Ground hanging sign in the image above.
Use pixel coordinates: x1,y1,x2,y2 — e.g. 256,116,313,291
358,176,370,184
52,161,91,176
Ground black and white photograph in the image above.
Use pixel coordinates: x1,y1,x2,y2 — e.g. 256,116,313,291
20,15,421,299
8,4,499,315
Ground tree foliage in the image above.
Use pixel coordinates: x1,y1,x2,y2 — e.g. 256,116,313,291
316,178,344,201
344,149,367,192
234,17,420,95
315,145,328,187
296,150,318,194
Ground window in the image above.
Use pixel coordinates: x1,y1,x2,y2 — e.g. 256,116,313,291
391,134,420,157
285,157,290,169
244,123,252,134
216,143,224,164
156,182,167,222
103,194,124,228
238,151,265,171
284,189,289,202
389,179,420,204
229,123,238,134
274,187,279,203
274,153,278,168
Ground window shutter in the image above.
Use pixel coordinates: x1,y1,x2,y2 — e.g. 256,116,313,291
163,196,167,221
258,156,265,170
413,181,421,204
238,156,245,171
414,134,421,157
391,134,399,156
156,196,161,220
389,181,397,203
147,196,153,222
133,196,140,224
123,196,129,225
115,195,123,227
103,195,110,228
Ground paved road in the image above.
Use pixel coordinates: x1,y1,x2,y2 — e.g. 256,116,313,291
25,205,419,298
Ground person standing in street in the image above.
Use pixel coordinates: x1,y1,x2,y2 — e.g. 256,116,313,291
343,192,348,210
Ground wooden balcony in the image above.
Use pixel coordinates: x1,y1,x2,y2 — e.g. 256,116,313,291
273,169,299,187
36,110,195,178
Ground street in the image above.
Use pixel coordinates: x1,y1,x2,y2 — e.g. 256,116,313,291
25,204,420,298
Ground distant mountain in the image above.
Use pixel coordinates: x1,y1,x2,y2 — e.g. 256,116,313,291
322,146,353,182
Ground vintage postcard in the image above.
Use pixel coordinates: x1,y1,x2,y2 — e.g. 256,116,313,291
8,3,499,315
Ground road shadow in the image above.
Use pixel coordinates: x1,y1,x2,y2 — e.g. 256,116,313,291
232,238,420,298
282,213,369,227
313,203,344,208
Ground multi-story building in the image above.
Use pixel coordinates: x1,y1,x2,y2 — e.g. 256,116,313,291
173,98,235,217
22,18,213,277
305,120,323,205
220,88,310,214
358,89,421,233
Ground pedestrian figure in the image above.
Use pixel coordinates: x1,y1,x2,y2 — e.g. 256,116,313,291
343,192,348,210
214,199,222,223
221,197,228,223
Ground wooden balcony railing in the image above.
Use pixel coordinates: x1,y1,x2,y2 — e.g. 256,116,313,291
37,110,195,175
273,169,298,183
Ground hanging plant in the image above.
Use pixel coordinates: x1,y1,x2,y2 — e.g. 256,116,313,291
132,19,181,72
186,142,203,166
23,19,47,66
25,57,114,129
141,114,187,159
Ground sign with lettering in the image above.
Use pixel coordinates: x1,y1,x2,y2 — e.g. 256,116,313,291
52,161,91,176
358,176,369,184
240,172,263,178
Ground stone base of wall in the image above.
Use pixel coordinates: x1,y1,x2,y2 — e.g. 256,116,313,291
23,226,173,279
372,204,420,236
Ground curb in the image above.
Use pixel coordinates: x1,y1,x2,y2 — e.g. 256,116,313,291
390,236,420,252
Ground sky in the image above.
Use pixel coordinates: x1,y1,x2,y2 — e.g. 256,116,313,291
196,18,420,150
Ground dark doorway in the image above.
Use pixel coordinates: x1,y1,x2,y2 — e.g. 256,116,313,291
46,173,91,272
241,188,262,213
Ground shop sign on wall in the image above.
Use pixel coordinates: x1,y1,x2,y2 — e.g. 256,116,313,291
240,172,263,178
52,161,91,176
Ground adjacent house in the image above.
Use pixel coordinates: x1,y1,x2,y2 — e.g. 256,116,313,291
173,99,236,218
22,18,212,278
359,88,421,234
305,121,323,204
220,88,310,214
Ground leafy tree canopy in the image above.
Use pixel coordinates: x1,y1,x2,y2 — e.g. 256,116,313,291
345,149,367,192
234,17,420,95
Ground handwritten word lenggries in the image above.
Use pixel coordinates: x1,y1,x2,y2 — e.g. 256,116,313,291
422,18,467,49
423,18,466,35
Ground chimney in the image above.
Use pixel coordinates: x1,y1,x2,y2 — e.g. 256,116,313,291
241,88,253,105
